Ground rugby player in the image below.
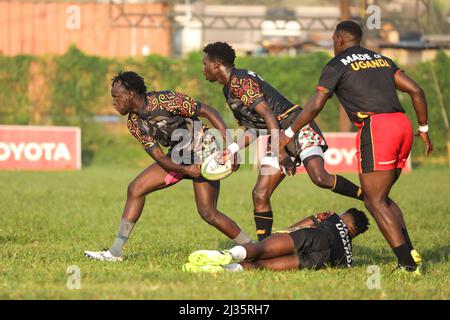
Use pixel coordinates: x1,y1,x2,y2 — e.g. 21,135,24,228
183,208,369,272
278,21,432,275
202,42,364,242
85,71,252,262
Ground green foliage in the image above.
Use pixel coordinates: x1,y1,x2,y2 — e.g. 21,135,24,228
0,55,34,124
49,46,112,164
50,46,111,126
1,48,449,166
399,50,450,160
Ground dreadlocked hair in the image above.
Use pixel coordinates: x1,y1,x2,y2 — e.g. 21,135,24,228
112,71,147,95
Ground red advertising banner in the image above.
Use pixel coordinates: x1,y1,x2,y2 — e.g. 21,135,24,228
0,125,81,170
256,132,411,173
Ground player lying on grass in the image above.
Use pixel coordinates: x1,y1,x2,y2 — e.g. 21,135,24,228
85,71,252,262
183,208,376,272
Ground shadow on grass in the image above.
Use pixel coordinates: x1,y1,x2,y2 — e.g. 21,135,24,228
344,243,450,267
217,239,245,249
123,252,151,260
421,244,450,264
353,245,394,266
0,235,18,243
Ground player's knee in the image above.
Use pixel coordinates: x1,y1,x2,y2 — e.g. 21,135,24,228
127,181,144,199
310,171,332,188
252,187,270,205
197,206,217,224
363,199,374,212
364,197,384,213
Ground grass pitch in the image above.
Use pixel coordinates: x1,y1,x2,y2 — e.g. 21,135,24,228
0,165,448,299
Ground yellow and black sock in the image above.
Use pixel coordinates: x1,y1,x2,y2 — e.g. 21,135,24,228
254,211,273,242
331,175,364,201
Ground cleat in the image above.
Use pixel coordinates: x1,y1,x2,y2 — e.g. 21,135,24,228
411,249,422,265
411,249,423,276
84,249,123,262
188,250,233,266
392,249,423,277
393,265,422,277
182,262,224,273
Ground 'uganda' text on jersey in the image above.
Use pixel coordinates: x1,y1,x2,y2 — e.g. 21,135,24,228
127,91,207,153
313,212,353,268
223,68,297,129
317,45,405,123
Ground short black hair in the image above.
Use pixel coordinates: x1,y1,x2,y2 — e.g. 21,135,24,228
335,20,363,41
112,71,147,95
203,42,236,68
346,208,369,235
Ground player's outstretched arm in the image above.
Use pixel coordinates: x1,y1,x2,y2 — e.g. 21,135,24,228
394,71,433,155
254,101,280,153
288,92,327,136
148,145,201,178
254,101,296,175
286,217,315,229
286,211,334,229
279,91,328,153
236,128,257,150
197,103,232,147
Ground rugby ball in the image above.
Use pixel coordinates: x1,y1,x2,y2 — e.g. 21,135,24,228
201,152,233,181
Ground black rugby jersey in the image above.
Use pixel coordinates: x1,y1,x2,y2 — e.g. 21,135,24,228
223,68,299,130
127,91,207,153
317,45,405,123
312,212,353,268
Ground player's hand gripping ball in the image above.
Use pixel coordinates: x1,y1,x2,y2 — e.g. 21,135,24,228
201,152,233,181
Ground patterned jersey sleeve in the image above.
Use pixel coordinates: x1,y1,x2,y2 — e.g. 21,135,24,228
230,74,265,111
147,91,200,118
127,113,158,151
310,211,336,226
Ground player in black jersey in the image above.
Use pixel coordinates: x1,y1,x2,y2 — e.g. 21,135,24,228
183,208,369,272
84,71,252,262
278,21,431,275
202,42,364,242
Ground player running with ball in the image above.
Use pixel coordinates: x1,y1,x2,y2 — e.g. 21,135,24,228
85,71,252,262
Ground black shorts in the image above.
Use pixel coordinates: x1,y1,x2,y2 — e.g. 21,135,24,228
288,227,331,270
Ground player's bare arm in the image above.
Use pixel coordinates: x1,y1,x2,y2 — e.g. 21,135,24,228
279,91,328,155
253,100,280,152
149,145,201,178
197,103,231,146
236,128,257,150
286,216,315,229
254,101,296,175
394,70,433,155
198,103,241,171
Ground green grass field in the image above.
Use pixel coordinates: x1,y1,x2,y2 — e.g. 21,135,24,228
0,165,448,299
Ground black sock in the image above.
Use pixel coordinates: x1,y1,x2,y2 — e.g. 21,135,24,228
331,175,364,201
254,211,273,242
393,243,416,268
402,227,414,251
